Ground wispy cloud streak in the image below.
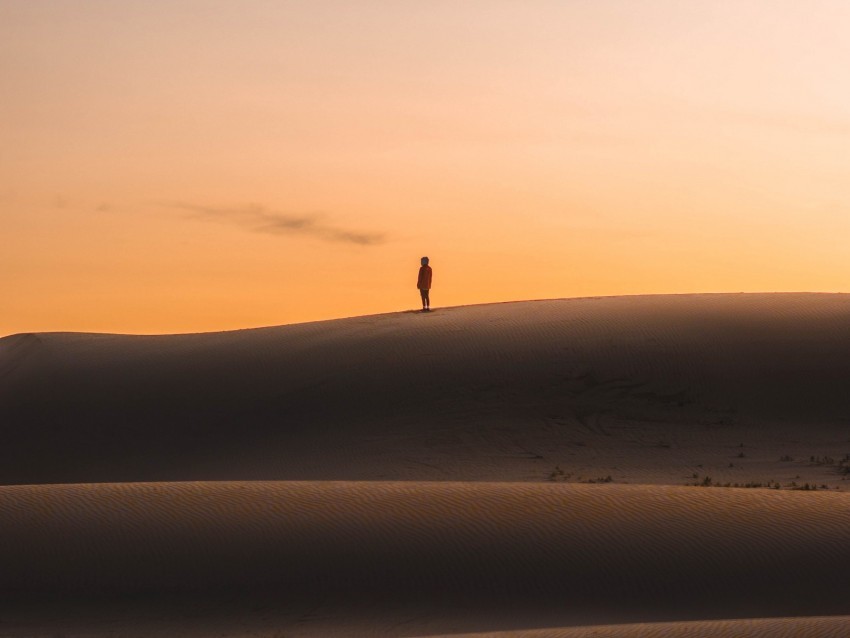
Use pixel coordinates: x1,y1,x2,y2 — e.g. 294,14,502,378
168,203,385,246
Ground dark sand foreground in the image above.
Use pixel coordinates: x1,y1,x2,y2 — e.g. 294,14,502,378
1,482,849,636
1,294,849,635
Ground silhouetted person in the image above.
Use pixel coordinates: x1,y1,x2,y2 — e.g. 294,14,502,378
417,256,432,311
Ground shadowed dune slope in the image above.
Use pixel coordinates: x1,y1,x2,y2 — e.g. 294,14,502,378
423,616,850,638
2,293,850,484
0,482,849,636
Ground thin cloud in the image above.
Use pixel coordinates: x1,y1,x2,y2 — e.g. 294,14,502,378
168,202,385,246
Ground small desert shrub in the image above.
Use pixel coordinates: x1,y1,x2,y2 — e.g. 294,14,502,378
548,465,573,482
691,476,782,490
793,483,818,491
810,455,835,465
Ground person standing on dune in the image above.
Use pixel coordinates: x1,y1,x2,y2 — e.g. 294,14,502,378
417,256,432,311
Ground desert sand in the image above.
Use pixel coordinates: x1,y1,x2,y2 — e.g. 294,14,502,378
1,293,849,635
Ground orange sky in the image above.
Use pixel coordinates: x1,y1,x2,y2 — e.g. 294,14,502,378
3,1,850,335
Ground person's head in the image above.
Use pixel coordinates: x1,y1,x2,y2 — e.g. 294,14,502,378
421,256,429,266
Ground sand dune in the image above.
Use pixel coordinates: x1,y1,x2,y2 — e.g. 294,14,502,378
2,294,850,635
1,481,849,636
2,293,850,486
422,616,850,638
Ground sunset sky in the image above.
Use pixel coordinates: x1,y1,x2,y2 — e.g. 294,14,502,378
3,1,849,335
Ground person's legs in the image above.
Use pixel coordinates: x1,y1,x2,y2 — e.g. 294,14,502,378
420,289,428,310
424,289,430,310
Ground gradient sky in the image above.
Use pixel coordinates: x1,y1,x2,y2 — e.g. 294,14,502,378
3,1,849,335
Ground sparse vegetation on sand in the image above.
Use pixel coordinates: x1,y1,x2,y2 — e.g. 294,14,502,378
775,453,850,481
689,474,841,490
547,466,573,482
812,453,850,475
810,455,835,465
583,475,614,484
547,467,613,484
687,475,831,490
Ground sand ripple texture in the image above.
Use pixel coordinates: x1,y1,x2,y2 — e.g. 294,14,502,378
422,616,850,637
4,293,850,484
1,481,849,635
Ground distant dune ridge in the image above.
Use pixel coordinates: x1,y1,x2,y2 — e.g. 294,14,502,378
1,294,849,635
